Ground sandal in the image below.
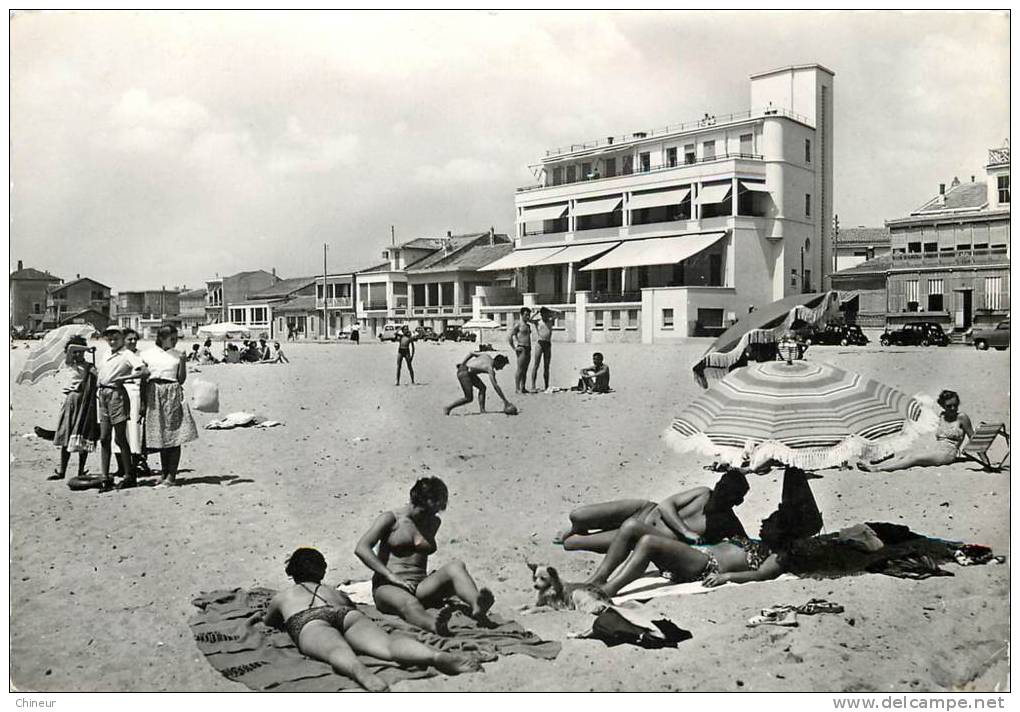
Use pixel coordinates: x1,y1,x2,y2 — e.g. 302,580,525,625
796,599,844,615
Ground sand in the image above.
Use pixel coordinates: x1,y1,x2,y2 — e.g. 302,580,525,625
8,339,1010,692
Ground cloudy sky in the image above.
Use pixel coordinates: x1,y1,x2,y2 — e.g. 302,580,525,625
11,11,1009,291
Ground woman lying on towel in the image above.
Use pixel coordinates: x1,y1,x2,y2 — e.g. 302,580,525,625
356,477,495,636
857,390,973,472
555,469,750,553
261,548,480,692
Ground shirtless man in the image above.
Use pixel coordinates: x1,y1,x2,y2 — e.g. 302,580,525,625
395,326,415,385
528,307,556,393
443,351,512,415
507,307,532,394
579,352,610,393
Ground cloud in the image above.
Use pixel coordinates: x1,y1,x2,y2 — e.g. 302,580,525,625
109,89,210,151
414,157,503,185
266,116,360,175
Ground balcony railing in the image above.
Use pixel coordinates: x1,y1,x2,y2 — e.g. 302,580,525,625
540,107,810,158
988,146,1010,166
891,248,1009,267
588,291,643,304
518,152,763,193
316,297,352,309
536,292,574,305
364,301,388,310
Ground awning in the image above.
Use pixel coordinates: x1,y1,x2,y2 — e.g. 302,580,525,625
699,183,733,204
532,242,619,266
740,181,770,193
581,232,727,271
477,246,566,271
522,204,568,222
628,188,690,210
573,196,622,217
937,225,955,249
838,291,859,307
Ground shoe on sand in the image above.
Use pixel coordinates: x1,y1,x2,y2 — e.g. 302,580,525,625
746,610,798,628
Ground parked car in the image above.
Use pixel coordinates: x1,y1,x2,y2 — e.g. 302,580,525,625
971,320,1010,351
879,321,950,347
414,326,440,342
439,325,477,343
806,323,870,346
377,323,405,342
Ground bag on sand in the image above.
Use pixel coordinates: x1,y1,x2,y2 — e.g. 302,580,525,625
191,379,220,413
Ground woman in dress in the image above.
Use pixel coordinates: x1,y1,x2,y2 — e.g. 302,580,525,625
142,323,199,486
48,336,99,480
262,548,481,692
858,390,973,472
356,477,494,635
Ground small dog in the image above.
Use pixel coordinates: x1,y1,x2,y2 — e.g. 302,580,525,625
523,562,610,614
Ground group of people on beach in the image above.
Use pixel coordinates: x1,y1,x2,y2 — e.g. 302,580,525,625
50,324,199,491
191,337,289,365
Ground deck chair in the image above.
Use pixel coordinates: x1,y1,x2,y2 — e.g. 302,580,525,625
960,422,1010,471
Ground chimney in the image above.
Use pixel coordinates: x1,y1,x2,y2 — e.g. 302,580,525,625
489,226,495,246
446,231,452,238
76,273,80,279
939,184,945,195
17,260,23,271
272,267,276,277
951,176,960,188
971,175,976,183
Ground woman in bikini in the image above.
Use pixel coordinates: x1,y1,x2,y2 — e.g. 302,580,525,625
262,548,480,692
858,390,973,472
395,326,415,385
356,477,494,635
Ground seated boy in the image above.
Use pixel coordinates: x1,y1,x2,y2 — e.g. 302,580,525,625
578,352,611,393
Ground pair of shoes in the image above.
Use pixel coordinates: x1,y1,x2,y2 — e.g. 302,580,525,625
746,610,798,627
795,599,844,615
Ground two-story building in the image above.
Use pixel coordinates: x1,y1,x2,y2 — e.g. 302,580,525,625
311,271,358,339
833,144,1010,333
44,276,113,332
179,288,207,336
10,260,61,333
113,289,182,338
205,269,281,324
834,227,891,272
496,64,834,343
229,276,317,338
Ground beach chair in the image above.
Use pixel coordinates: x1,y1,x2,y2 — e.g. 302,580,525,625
960,422,1010,472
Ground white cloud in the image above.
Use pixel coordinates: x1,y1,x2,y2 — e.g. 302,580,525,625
414,158,503,185
266,116,360,175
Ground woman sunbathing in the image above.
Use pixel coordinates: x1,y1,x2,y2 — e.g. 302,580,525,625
356,477,495,636
555,469,749,553
261,548,480,692
858,390,973,472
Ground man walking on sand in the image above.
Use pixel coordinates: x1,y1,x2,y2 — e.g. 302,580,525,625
444,351,513,415
507,306,532,394
529,306,556,393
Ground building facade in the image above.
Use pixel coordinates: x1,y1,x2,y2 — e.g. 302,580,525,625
834,227,891,272
10,261,61,333
229,277,316,338
205,270,281,324
114,289,182,338
44,277,112,330
312,272,357,339
497,64,834,343
179,288,207,335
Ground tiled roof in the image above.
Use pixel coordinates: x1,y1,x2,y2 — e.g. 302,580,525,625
832,254,893,276
357,262,393,274
10,266,60,281
179,288,206,298
837,227,890,246
273,295,318,313
914,181,988,214
405,234,509,271
46,276,110,293
408,242,515,274
249,276,316,299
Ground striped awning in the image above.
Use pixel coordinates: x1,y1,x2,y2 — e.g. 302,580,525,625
532,242,619,266
580,232,726,271
740,181,769,193
699,183,733,204
477,246,565,271
573,196,622,216
522,204,568,222
628,188,690,210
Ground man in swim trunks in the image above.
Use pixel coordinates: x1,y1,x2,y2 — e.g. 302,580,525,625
395,326,415,385
579,352,610,393
507,306,532,394
528,307,556,393
443,351,512,415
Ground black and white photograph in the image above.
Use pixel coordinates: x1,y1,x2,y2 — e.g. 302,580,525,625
8,9,1011,700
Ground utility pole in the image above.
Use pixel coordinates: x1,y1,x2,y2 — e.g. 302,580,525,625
322,243,328,340
832,213,840,276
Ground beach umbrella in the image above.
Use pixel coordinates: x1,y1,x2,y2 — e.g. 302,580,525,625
692,291,840,388
15,324,97,385
667,359,926,471
461,317,501,344
197,322,251,340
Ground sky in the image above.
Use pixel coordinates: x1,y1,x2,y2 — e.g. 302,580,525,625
10,10,1010,291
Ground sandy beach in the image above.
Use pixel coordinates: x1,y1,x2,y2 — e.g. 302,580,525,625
9,339,1010,692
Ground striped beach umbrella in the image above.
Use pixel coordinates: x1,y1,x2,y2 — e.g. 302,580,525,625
667,359,925,470
14,324,97,386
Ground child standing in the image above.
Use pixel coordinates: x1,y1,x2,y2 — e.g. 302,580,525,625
96,327,146,491
48,336,99,481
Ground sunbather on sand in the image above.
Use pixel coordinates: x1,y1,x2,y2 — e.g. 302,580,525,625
857,389,973,472
261,547,481,692
356,477,495,636
555,469,749,554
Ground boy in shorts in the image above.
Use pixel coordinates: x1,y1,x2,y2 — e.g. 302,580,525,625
96,327,146,491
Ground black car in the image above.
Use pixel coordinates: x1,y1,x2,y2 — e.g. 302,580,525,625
414,326,440,342
880,321,950,347
806,323,870,346
440,325,476,342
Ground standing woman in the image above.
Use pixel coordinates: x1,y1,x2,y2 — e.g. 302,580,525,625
142,324,199,486
395,326,415,385
48,336,99,480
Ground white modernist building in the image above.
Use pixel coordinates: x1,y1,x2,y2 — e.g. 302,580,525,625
488,64,834,343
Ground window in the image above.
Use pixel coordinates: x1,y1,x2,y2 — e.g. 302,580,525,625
594,310,604,329
32,302,41,314
998,175,1010,204
697,308,724,328
927,279,944,312
639,152,651,172
229,308,245,323
985,276,1002,310
791,269,798,287
610,310,620,329
91,290,105,301
316,284,324,299
662,308,674,329
441,282,454,305
905,280,919,311
627,309,639,328
582,162,592,179
684,144,696,164
252,307,267,323
552,167,563,186
605,157,617,178
923,242,938,253
666,147,677,168
805,138,812,163
622,155,633,175
566,166,576,183
702,140,716,160
805,193,812,217
907,241,922,253
804,269,812,292
740,134,753,155
412,283,426,307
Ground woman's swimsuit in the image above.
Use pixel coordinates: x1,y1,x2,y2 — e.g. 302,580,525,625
663,536,771,583
371,513,434,592
283,583,356,644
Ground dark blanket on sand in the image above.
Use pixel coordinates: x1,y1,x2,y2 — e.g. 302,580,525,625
190,588,561,692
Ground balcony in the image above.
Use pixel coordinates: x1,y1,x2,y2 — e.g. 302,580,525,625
315,297,352,310
538,107,810,159
364,301,388,311
987,146,1010,167
589,291,642,304
890,248,1009,267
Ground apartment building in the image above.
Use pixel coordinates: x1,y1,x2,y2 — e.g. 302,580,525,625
496,64,834,343
179,288,207,336
229,277,316,338
10,260,61,333
312,272,357,339
44,276,112,331
113,289,182,338
205,269,280,324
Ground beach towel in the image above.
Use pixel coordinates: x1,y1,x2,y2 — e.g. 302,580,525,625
190,587,560,692
613,573,800,604
204,412,258,430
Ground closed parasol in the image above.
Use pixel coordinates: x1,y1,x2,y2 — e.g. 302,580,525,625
692,291,840,388
15,324,97,385
667,360,927,470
